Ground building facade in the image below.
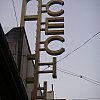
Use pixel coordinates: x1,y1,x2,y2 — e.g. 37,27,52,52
0,24,29,100
5,27,42,100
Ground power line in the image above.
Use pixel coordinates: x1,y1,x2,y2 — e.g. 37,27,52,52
11,0,18,27
57,32,100,63
42,65,100,86
72,98,100,100
43,32,100,78
82,77,100,86
57,67,100,87
82,76,100,84
57,68,81,78
42,65,51,71
58,67,100,84
88,98,100,99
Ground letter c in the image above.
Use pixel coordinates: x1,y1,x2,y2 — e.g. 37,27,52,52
44,36,65,56
46,0,64,16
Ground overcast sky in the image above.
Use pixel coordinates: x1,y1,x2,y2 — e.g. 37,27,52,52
0,0,100,100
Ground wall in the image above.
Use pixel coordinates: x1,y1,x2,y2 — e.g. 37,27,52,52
6,27,42,100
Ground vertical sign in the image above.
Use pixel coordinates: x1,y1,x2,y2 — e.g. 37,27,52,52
20,0,65,100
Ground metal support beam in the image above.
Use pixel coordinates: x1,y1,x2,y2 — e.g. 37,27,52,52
39,70,53,74
19,0,65,99
33,0,42,100
43,81,47,100
37,96,43,99
24,15,38,21
39,48,45,51
53,57,57,78
39,62,53,66
27,54,35,60
38,87,44,90
26,77,34,84
20,0,27,27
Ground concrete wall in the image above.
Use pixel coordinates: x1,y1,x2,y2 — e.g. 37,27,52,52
6,27,42,100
